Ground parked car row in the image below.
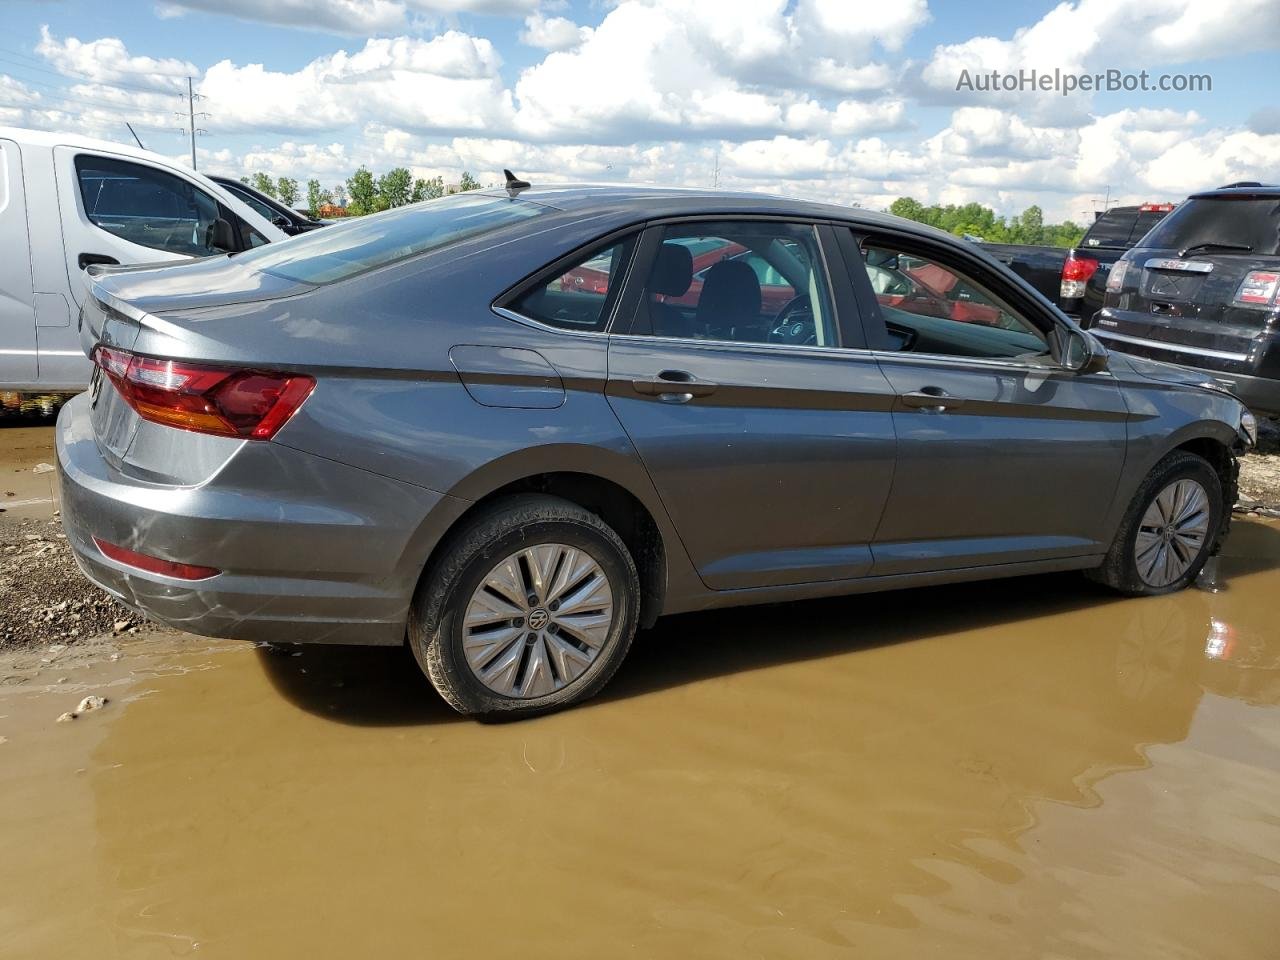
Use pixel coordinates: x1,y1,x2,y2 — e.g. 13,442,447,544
977,202,1176,325
1087,183,1280,417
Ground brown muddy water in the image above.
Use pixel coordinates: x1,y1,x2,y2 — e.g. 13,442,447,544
2,516,1279,958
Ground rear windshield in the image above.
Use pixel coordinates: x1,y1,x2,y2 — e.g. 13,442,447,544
1080,209,1169,249
1139,197,1280,256
235,193,546,284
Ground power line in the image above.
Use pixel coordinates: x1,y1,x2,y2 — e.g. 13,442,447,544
0,54,186,97
0,98,175,122
0,45,190,84
0,73,178,113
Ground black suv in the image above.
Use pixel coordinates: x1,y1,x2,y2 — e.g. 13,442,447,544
1091,183,1280,416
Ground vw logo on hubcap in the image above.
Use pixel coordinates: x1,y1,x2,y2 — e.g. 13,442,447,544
527,608,550,630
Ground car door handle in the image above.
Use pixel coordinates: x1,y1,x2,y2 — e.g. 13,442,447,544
78,253,120,270
631,370,718,402
901,388,966,412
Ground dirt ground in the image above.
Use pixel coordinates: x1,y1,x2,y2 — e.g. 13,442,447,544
1239,417,1280,510
0,516,145,650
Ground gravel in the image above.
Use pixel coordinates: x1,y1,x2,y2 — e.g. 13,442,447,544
1238,418,1280,513
0,516,146,650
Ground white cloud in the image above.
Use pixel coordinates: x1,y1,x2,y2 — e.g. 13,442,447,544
12,1,1280,228
520,13,591,52
156,0,538,34
919,0,1280,111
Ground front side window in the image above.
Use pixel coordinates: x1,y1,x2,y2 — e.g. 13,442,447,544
631,221,836,347
224,183,280,223
235,193,547,285
75,154,224,256
859,241,1048,359
509,238,635,332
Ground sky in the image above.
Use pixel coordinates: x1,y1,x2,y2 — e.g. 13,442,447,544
1,0,1277,222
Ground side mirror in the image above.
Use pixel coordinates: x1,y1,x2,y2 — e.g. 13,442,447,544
1053,324,1109,374
271,214,290,228
209,218,237,252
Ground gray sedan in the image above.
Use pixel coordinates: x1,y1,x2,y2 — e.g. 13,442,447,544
57,185,1258,717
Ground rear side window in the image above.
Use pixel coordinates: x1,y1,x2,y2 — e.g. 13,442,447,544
75,154,225,256
235,193,547,284
1141,197,1280,256
508,237,636,332
1081,210,1139,248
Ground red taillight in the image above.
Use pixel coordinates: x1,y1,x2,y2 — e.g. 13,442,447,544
93,536,220,580
92,346,314,440
1139,202,1175,212
1234,271,1280,307
1060,253,1100,300
1061,254,1100,282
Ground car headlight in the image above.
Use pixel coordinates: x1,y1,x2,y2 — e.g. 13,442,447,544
1241,409,1258,447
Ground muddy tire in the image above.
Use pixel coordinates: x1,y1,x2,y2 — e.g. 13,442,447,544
409,494,639,719
1088,450,1223,596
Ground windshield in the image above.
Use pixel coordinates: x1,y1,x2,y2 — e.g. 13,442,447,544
234,193,547,284
1140,197,1280,256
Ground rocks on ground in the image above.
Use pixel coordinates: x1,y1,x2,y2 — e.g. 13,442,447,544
0,516,147,650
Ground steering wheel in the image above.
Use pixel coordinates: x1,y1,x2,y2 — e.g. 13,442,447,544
767,295,816,345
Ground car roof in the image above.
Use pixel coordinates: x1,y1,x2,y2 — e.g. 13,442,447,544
1188,184,1280,200
0,124,180,162
470,182,949,238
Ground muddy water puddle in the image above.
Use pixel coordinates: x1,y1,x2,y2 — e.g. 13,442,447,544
2,520,1280,958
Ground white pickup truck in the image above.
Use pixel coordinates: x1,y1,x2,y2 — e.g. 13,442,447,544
0,126,288,393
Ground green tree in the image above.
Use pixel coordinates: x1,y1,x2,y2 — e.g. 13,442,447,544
1013,205,1045,245
458,171,482,192
306,178,332,218
376,167,414,208
889,197,926,223
276,177,299,208
411,175,444,203
346,166,378,216
885,197,1083,248
250,172,277,199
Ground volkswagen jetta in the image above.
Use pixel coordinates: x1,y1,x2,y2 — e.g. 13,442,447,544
58,184,1257,717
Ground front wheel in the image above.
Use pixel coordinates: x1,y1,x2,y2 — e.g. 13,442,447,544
409,495,639,718
1089,450,1224,596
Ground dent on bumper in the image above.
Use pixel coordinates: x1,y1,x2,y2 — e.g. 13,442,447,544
56,393,469,646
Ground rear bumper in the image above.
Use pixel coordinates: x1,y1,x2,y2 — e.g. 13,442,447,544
1092,326,1280,416
56,393,466,645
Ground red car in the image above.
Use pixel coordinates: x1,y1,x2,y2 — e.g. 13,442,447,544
560,238,799,315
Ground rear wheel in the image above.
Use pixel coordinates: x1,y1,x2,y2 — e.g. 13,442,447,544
1089,450,1223,596
409,495,639,718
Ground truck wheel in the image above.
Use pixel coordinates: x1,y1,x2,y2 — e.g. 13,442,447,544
409,494,639,718
1089,450,1223,596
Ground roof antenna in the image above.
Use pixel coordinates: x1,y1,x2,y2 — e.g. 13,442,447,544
503,168,531,199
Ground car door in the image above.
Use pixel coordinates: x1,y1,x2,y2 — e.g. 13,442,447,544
604,219,897,590
0,137,37,386
840,228,1130,576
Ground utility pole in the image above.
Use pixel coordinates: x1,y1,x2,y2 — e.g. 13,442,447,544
176,77,209,170
712,150,720,189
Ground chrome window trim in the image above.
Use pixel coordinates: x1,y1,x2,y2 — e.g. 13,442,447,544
1091,328,1249,362
868,349,1079,376
607,332,878,361
498,307,1077,372
492,305,612,340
